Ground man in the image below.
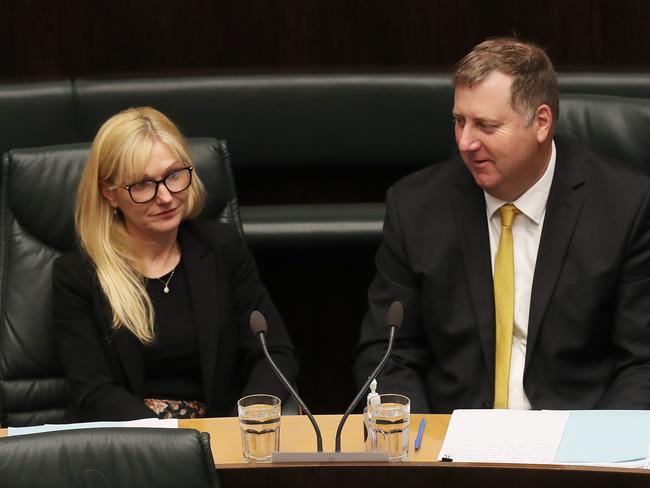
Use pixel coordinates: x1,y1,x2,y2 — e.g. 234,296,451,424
355,38,650,412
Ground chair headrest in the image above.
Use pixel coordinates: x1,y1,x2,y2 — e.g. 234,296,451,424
2,137,233,252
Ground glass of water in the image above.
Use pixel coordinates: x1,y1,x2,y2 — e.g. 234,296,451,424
367,394,410,461
237,394,281,463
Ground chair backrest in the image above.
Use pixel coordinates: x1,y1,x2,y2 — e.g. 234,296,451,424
0,80,76,158
0,138,239,426
557,93,650,174
0,427,220,488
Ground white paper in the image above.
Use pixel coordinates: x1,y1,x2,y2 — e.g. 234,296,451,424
123,418,178,428
438,409,570,464
8,418,178,436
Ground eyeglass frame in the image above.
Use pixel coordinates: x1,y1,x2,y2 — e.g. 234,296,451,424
112,166,194,204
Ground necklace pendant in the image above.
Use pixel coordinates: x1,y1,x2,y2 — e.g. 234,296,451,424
163,286,170,294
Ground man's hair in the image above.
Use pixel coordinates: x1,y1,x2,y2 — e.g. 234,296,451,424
454,37,559,125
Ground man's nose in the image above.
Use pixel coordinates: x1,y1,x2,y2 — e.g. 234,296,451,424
457,126,481,152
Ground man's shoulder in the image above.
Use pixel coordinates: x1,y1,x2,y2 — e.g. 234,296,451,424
180,218,242,251
558,135,650,190
391,155,467,201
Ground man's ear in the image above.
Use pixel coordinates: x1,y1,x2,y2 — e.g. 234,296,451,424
534,104,553,143
100,181,119,208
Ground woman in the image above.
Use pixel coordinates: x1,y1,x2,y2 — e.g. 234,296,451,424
53,107,297,421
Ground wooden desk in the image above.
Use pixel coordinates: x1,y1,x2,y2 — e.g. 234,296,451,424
182,414,650,488
181,413,447,466
3,414,649,487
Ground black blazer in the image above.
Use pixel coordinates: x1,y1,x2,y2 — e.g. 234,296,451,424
53,219,297,421
355,136,650,413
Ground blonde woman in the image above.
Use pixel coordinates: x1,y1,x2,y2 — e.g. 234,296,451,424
53,107,297,421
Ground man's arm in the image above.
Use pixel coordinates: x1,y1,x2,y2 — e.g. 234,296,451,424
354,187,432,413
599,186,650,408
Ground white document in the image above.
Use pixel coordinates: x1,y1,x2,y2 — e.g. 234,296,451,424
8,418,178,436
438,409,570,464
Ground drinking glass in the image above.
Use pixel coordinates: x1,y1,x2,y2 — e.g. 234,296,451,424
367,393,410,461
237,394,281,462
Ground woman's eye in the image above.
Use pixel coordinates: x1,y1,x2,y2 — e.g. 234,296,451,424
132,181,152,191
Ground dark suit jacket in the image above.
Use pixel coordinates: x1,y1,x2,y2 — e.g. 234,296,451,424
355,136,650,413
53,219,297,421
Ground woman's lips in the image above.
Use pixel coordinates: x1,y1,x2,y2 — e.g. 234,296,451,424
152,207,177,217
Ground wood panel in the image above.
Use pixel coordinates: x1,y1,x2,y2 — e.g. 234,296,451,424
1,0,649,80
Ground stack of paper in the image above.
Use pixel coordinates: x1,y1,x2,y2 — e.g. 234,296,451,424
438,409,570,464
7,418,178,436
439,409,650,468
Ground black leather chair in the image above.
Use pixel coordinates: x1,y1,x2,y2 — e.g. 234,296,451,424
0,427,219,487
0,80,76,157
557,93,650,174
0,138,240,426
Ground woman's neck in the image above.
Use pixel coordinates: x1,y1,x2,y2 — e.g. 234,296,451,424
129,230,181,278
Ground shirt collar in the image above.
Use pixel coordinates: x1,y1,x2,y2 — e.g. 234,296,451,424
485,140,556,224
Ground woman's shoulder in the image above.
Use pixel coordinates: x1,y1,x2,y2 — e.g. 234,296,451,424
53,246,96,287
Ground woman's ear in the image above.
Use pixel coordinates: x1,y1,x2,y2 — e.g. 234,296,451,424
100,181,119,208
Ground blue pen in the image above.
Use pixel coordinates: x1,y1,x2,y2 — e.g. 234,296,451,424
414,417,426,450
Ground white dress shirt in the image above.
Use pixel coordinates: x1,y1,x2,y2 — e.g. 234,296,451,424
484,141,556,409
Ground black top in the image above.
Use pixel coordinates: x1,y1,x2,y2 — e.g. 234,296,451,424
144,259,203,401
53,219,298,422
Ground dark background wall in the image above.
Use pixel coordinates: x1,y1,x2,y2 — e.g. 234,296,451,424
2,0,649,81
2,0,649,413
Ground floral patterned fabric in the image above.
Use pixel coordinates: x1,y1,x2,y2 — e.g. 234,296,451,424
144,398,207,419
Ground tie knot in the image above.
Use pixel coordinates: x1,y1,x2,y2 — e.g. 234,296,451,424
499,203,518,228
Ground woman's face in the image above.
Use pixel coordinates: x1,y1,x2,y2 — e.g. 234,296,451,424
101,141,190,241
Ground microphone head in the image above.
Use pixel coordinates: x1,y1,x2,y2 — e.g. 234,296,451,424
249,310,268,335
386,301,404,329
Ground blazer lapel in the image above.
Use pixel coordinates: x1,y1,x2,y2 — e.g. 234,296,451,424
453,172,496,381
526,145,585,367
178,226,219,406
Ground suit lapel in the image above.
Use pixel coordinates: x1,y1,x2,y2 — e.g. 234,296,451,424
178,225,220,406
453,172,496,380
526,143,585,367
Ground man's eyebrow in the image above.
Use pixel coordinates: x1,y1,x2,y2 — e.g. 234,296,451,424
459,115,502,125
476,117,501,124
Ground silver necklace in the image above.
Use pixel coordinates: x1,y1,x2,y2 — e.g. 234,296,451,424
157,269,176,294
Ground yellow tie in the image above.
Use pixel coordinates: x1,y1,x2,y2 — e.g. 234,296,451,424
494,203,518,409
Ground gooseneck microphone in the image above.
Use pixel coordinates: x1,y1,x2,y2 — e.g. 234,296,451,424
250,310,323,452
334,301,403,452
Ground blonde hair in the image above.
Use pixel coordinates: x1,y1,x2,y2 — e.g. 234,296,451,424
454,37,559,125
75,107,206,344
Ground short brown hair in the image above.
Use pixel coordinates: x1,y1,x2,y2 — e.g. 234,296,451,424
454,37,559,124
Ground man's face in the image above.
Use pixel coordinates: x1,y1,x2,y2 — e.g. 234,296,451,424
453,71,551,201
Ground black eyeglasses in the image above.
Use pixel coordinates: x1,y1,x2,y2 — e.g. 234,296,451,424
116,166,194,204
